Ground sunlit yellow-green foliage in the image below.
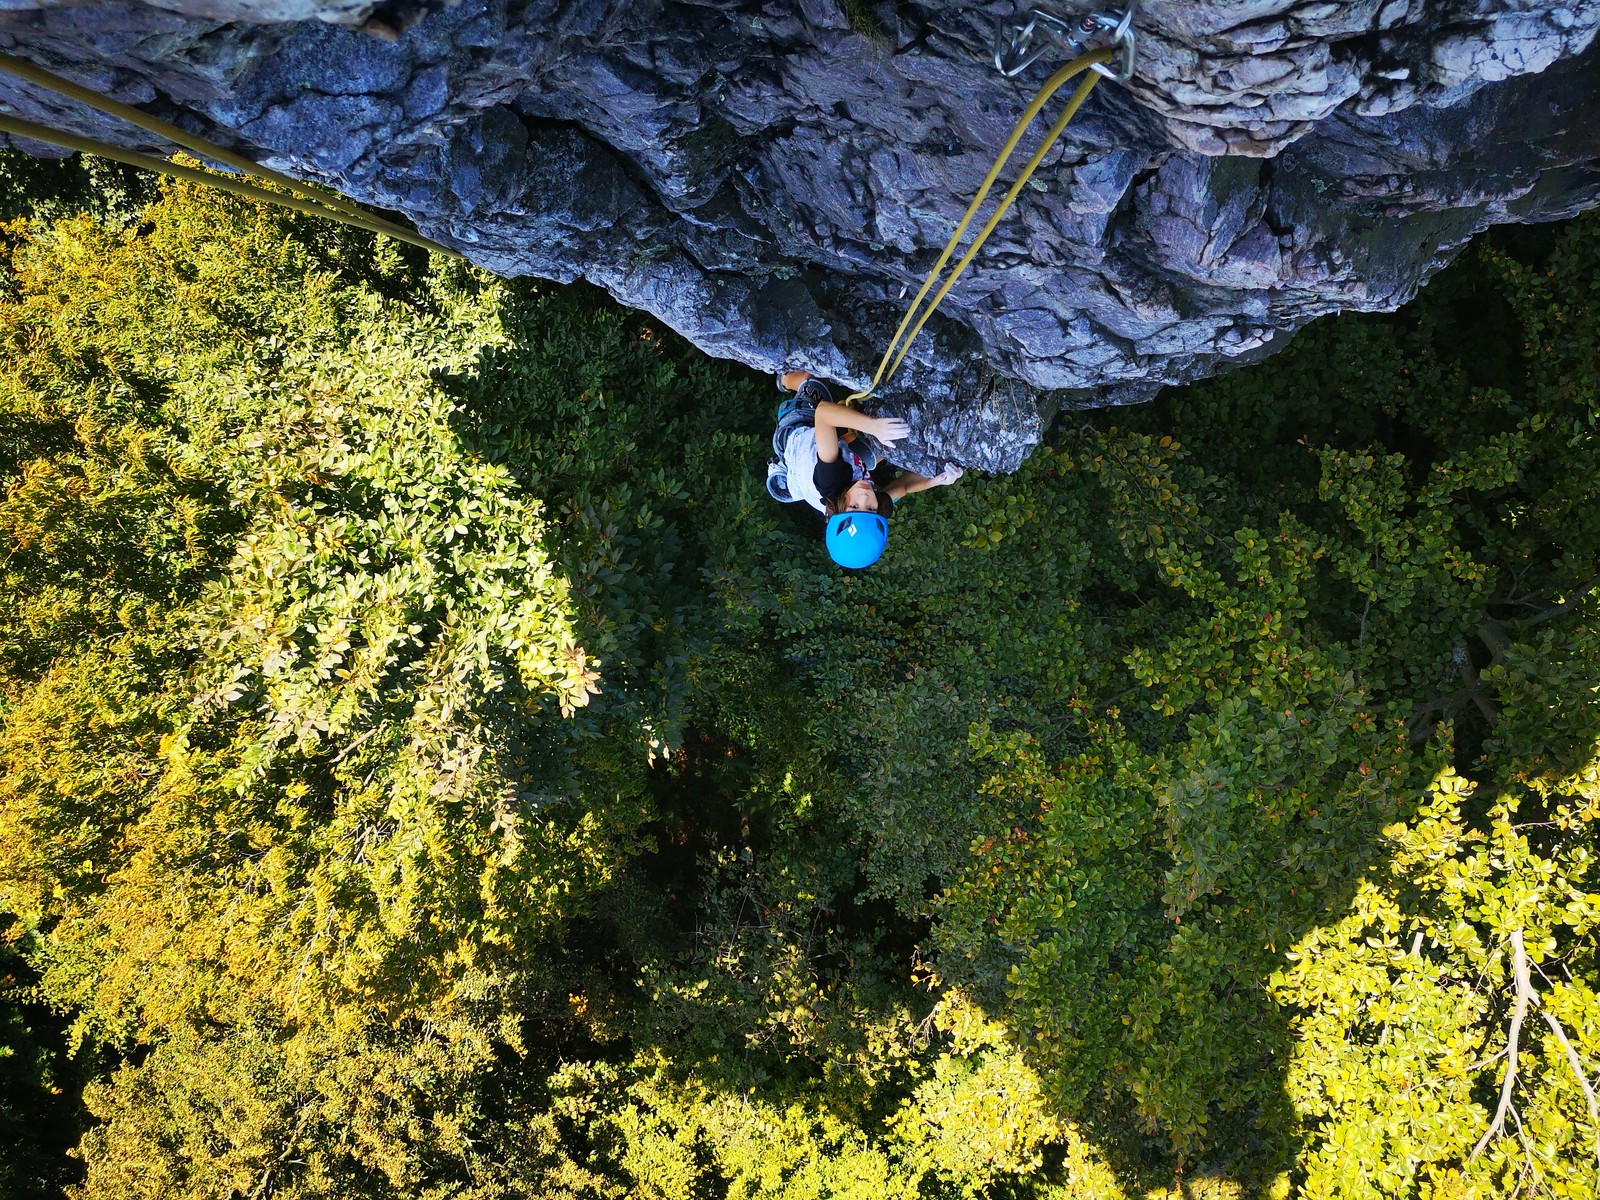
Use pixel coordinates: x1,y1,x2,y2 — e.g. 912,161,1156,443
540,992,1110,1200
1275,771,1600,1199
0,164,1597,1199
1,179,625,1034
0,179,656,1197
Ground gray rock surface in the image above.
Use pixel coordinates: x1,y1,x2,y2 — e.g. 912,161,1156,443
2,0,1598,473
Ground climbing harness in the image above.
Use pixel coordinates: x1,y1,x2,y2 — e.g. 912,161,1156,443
0,51,461,259
846,4,1135,404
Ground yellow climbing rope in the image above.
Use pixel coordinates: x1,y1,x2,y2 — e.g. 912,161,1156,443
847,45,1112,404
0,51,461,259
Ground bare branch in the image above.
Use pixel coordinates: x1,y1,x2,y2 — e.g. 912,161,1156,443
1472,930,1533,1161
1507,1103,1545,1200
1540,1007,1600,1170
330,725,379,764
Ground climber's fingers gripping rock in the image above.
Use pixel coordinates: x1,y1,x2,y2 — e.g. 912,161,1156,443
872,416,911,450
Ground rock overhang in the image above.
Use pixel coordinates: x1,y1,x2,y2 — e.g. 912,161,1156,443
1,0,1597,473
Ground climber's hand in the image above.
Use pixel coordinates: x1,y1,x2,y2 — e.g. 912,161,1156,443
871,416,911,449
932,465,964,487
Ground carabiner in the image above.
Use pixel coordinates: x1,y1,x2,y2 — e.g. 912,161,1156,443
993,3,1137,84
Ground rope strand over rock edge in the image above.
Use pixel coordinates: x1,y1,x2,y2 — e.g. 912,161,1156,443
847,44,1113,404
0,50,462,259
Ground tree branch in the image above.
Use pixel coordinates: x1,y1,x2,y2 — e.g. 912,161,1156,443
1477,618,1512,665
330,725,379,765
248,1098,315,1200
1472,930,1532,1161
1506,1102,1539,1200
1455,644,1498,725
1355,597,1373,684
1540,1007,1600,1170
1523,569,1600,629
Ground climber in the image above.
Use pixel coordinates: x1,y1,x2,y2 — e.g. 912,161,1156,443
766,369,964,569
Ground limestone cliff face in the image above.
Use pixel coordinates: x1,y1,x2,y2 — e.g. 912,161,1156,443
2,0,1598,472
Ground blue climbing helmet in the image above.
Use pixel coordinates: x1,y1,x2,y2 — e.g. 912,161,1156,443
825,511,889,569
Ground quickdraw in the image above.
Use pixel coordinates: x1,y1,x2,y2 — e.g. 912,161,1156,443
995,3,1137,83
847,4,1136,404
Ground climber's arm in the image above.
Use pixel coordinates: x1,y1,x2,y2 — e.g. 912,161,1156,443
887,465,964,502
812,401,909,462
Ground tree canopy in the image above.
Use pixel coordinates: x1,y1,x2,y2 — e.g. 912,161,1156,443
0,156,1596,1199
